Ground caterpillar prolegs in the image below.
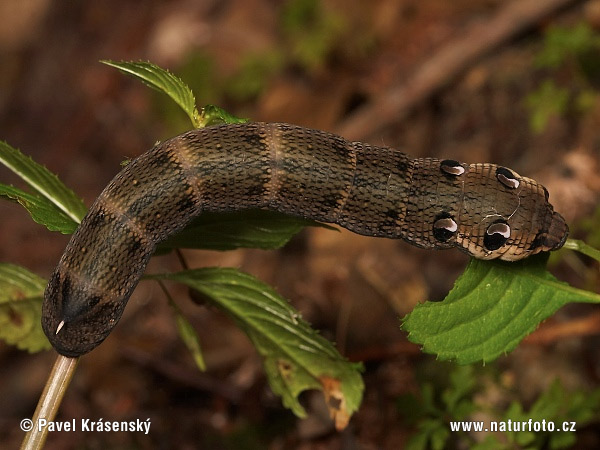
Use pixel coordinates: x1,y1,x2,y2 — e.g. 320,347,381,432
41,122,568,356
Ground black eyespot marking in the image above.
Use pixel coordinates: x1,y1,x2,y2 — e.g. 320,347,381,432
88,208,107,228
151,152,172,169
130,239,141,253
440,160,465,176
176,195,196,213
246,184,266,198
484,221,511,250
386,208,398,219
240,133,265,148
396,160,410,172
330,138,352,157
87,295,101,310
433,213,458,242
496,167,519,189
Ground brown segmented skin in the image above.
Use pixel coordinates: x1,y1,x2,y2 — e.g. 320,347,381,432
41,122,568,357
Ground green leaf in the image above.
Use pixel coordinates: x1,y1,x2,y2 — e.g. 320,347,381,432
0,184,79,234
470,436,506,450
549,431,577,449
430,423,451,450
501,380,591,448
158,209,333,252
170,299,206,371
525,80,570,133
536,23,600,69
281,0,347,71
442,365,476,417
528,379,564,418
420,382,440,416
565,387,600,424
402,254,600,364
397,392,427,425
224,51,285,102
406,418,449,450
198,104,249,127
101,60,201,127
0,141,86,224
0,263,50,352
147,268,364,429
405,428,430,450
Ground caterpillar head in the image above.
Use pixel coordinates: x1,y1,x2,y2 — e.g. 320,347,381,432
435,161,568,261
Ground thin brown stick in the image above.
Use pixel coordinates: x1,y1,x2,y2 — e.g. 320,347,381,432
347,340,422,362
175,249,190,270
20,355,79,450
336,0,580,141
121,346,243,402
524,311,600,345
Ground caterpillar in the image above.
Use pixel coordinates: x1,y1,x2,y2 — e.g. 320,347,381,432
41,122,568,357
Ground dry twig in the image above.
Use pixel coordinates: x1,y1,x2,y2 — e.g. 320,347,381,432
336,0,580,141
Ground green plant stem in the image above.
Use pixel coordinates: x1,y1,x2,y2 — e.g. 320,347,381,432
564,238,600,262
20,355,79,450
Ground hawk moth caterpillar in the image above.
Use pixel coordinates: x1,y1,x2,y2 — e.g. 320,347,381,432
41,122,568,357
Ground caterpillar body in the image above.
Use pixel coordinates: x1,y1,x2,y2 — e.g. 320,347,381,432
41,122,568,357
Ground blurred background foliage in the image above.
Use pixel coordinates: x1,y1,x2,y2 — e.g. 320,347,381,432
526,22,600,133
